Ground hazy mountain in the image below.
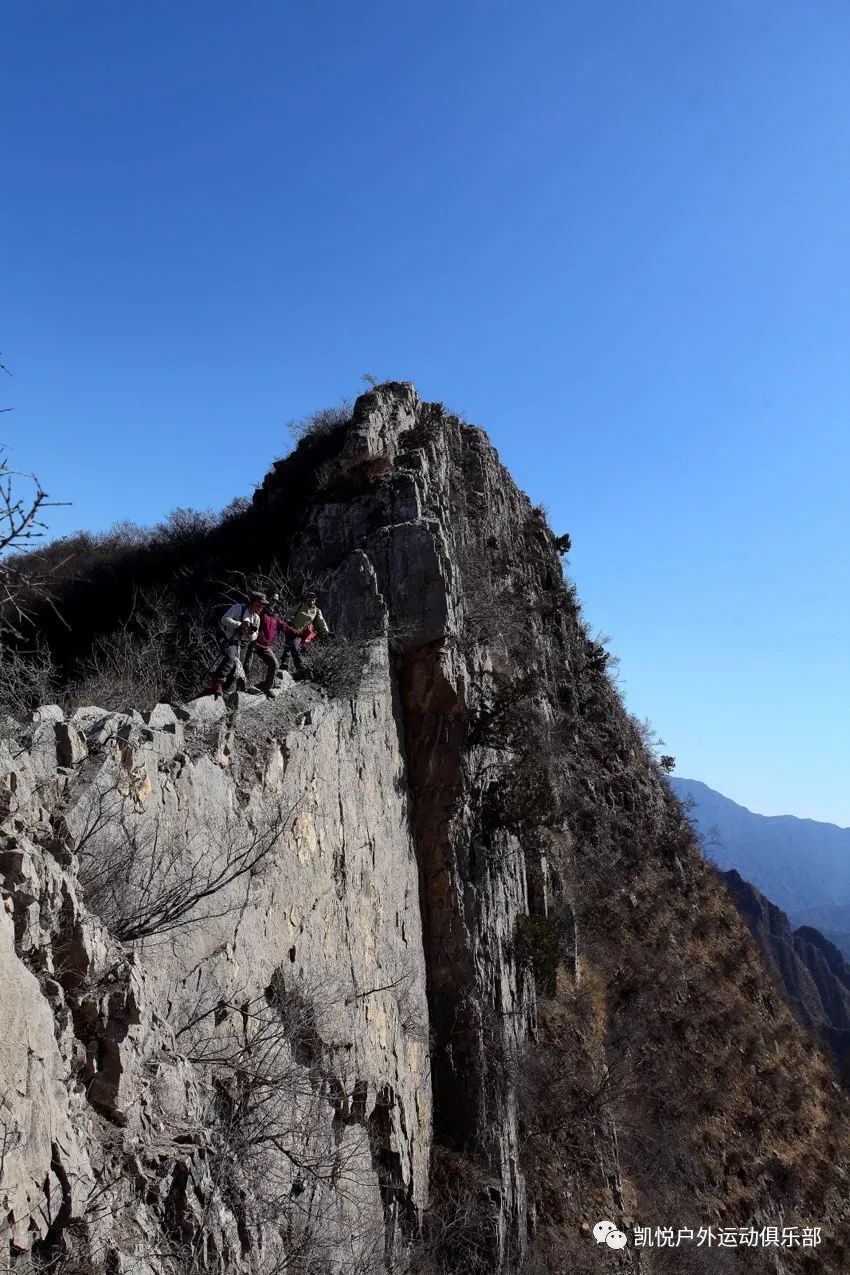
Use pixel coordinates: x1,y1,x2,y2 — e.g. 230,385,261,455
792,904,850,963
671,776,850,917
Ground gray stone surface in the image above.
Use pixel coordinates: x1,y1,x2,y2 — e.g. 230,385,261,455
173,693,227,724
55,720,87,766
144,702,180,730
0,620,430,1271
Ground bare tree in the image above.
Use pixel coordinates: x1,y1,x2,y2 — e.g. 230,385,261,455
66,585,220,712
402,1147,498,1275
0,441,68,638
73,785,298,942
166,969,390,1275
0,640,58,720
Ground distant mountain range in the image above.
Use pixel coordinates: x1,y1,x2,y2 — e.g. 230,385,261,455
671,778,850,954
672,778,850,1074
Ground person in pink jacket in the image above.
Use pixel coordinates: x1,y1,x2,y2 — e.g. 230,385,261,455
244,592,289,696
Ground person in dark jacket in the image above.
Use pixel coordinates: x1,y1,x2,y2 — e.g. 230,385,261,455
245,593,287,696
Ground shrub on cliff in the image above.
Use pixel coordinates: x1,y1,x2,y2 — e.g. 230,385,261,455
167,968,390,1275
513,914,561,998
0,641,59,720
286,397,352,445
73,785,296,941
405,1146,499,1275
3,394,356,685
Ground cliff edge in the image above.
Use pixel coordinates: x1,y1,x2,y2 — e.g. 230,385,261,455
2,384,849,1274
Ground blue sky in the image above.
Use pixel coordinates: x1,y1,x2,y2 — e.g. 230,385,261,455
3,1,849,823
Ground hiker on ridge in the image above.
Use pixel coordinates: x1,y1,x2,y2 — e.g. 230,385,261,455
245,592,285,697
284,589,330,679
211,591,266,697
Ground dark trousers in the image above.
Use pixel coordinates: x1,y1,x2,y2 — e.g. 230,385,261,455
245,643,279,691
285,635,306,674
214,639,245,690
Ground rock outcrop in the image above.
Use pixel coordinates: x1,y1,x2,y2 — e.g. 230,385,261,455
1,664,430,1273
3,383,850,1274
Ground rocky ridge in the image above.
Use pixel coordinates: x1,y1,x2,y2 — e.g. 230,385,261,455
722,868,850,1080
2,383,850,1274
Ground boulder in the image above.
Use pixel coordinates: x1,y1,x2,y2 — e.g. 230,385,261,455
55,721,87,767
173,696,227,726
145,703,180,730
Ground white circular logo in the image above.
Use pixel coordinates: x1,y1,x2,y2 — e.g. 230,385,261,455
607,1229,628,1249
593,1220,616,1243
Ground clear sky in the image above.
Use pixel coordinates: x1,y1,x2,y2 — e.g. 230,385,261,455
3,1,849,824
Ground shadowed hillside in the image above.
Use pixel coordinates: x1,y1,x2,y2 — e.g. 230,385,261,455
721,868,850,1081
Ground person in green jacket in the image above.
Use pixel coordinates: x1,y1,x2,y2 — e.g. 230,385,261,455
284,590,330,678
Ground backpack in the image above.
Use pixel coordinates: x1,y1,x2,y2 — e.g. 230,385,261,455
219,603,249,637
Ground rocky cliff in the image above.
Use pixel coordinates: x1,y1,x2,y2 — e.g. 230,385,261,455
722,869,850,1081
2,384,850,1274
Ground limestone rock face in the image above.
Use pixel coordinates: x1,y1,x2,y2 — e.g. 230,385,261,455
0,653,430,1272
0,387,558,1272
4,383,850,1274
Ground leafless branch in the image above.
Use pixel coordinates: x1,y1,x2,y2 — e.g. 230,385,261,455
72,784,298,941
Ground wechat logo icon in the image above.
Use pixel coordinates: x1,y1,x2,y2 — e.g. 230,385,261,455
593,1220,628,1249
